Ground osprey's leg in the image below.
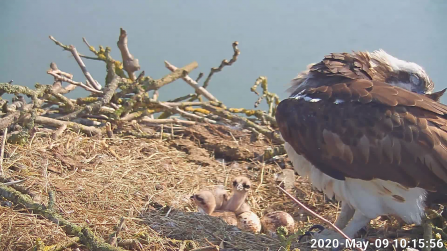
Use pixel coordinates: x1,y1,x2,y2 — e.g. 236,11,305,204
335,202,355,228
300,202,355,240
339,210,370,238
318,202,355,236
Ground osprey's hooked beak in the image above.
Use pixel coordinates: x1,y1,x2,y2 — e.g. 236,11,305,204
420,78,435,95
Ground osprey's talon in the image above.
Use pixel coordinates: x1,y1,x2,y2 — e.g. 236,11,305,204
308,224,325,233
298,224,325,242
298,231,314,242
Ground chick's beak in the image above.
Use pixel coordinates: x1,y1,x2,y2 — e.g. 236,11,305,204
236,183,244,191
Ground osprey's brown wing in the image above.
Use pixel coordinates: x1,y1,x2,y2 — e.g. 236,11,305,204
276,79,447,192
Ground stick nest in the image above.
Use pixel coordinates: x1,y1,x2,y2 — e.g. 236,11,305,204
0,28,442,251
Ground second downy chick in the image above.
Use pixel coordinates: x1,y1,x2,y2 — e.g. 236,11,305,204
223,176,252,215
190,190,238,226
224,176,261,233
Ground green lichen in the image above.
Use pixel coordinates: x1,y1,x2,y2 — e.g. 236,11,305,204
25,109,36,130
277,227,303,251
76,97,99,105
32,238,45,251
113,61,126,78
114,106,126,117
8,131,29,145
140,77,157,91
99,45,105,54
0,83,36,97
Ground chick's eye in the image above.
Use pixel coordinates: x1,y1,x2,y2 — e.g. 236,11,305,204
243,184,250,189
233,181,237,186
410,74,420,85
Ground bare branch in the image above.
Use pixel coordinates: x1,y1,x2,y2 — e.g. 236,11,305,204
196,72,204,82
99,71,121,109
48,62,86,95
250,76,280,116
141,117,196,125
43,85,75,111
117,28,140,81
167,93,197,102
49,36,102,61
158,102,216,124
50,62,73,79
202,41,240,89
35,116,102,136
68,45,102,90
201,103,282,143
1,179,25,186
52,124,67,140
0,111,21,131
47,71,102,94
0,127,7,176
164,61,218,102
6,96,26,112
150,61,198,90
161,101,204,107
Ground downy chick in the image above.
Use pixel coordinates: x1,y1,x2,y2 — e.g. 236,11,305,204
212,185,229,210
224,176,261,233
190,190,238,226
223,176,252,215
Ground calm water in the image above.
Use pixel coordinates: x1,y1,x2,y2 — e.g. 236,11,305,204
1,0,447,110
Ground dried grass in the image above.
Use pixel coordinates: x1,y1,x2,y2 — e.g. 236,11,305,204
0,126,433,251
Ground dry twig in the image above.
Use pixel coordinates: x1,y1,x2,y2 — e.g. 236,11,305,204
165,61,218,102
47,71,102,94
109,217,126,247
202,41,240,89
35,116,101,136
49,36,101,61
69,45,102,90
0,127,7,176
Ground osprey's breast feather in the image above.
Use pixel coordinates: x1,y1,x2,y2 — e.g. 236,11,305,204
275,78,447,193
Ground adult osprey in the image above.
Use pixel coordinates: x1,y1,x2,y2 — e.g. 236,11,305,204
275,49,447,243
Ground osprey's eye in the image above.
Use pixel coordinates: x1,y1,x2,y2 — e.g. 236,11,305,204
410,74,420,86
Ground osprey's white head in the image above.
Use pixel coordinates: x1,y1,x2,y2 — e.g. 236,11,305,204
369,49,434,94
288,49,435,96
